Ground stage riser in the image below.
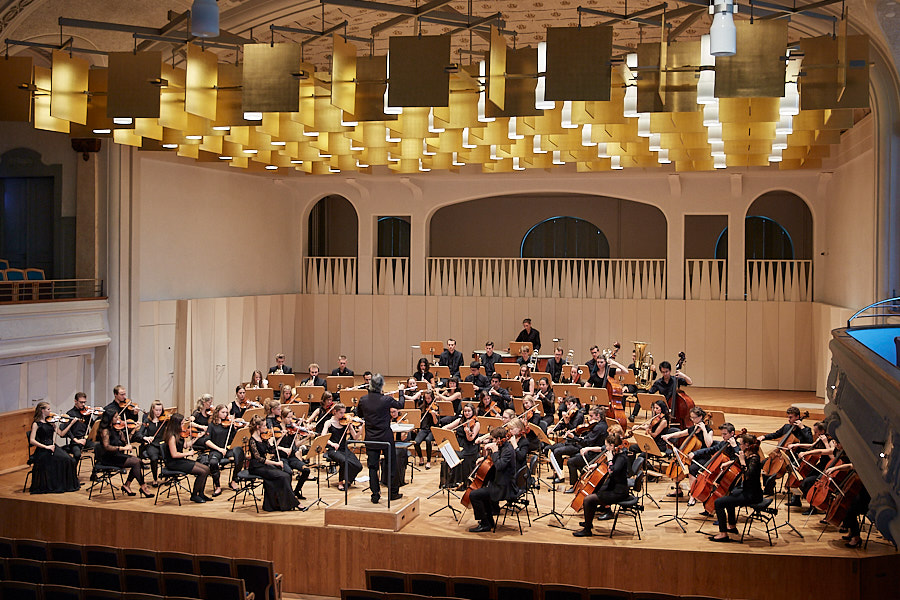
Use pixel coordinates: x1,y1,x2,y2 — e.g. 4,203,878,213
0,496,893,600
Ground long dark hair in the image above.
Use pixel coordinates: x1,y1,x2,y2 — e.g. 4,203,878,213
416,358,431,373
164,413,185,443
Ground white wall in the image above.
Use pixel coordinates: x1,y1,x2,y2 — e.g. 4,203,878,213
138,157,304,301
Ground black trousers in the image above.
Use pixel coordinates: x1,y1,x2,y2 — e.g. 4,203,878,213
842,487,870,538
583,490,627,526
469,486,498,527
325,448,362,484
714,492,754,532
366,440,398,498
567,452,599,485
207,447,245,487
280,455,311,491
141,444,162,480
550,443,580,475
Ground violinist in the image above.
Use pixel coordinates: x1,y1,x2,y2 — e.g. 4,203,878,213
560,406,609,492
660,407,714,498
248,369,267,390
307,392,336,433
28,401,79,494
486,373,512,411
822,459,869,548
62,392,98,461
139,400,167,487
268,353,293,375
413,357,435,384
627,399,670,458
97,411,152,498
534,378,555,429
323,403,363,492
275,408,311,500
475,390,500,418
437,376,463,415
413,387,437,469
480,341,502,377
553,395,585,436
247,416,301,512
230,385,250,419
516,364,535,394
300,363,326,387
546,347,566,384
687,422,738,511
506,417,530,472
192,394,213,430
572,432,628,537
442,404,481,490
761,406,813,495
522,395,544,453
264,399,283,431
204,404,247,497
163,413,211,503
468,427,518,533
280,384,296,405
709,433,764,542
585,355,628,389
105,385,139,423
464,361,490,396
630,361,692,421
787,421,832,512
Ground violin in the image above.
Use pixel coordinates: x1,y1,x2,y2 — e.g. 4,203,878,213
339,415,364,427
179,422,203,438
221,417,247,429
114,419,140,431
79,406,103,416
116,397,140,412
260,426,283,440
238,398,263,410
48,413,72,424
574,419,598,435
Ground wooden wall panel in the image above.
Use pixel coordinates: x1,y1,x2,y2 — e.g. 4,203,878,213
724,302,747,388
684,302,706,384
0,409,33,471
311,295,330,373
778,303,797,390
212,298,229,401
255,296,273,371
704,301,727,388
458,297,478,361
189,298,216,400
354,296,373,373
326,294,343,369
745,302,763,389
794,302,814,391
761,303,780,389
664,301,685,371
371,295,391,375
268,297,284,370
607,299,622,347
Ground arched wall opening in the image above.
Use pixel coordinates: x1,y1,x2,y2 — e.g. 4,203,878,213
307,194,358,257
429,193,667,258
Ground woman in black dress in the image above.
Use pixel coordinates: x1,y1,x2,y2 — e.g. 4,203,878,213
709,433,764,542
96,411,152,498
275,408,311,500
204,404,246,497
247,416,301,512
139,400,166,487
163,413,211,503
441,403,481,489
573,432,629,537
29,402,79,494
413,386,435,469
516,364,534,395
323,403,363,492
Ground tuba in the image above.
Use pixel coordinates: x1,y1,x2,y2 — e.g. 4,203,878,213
633,341,654,387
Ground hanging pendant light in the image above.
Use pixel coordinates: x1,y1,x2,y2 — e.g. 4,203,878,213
191,0,219,38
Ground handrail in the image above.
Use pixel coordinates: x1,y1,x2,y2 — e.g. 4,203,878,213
0,278,104,303
847,297,900,328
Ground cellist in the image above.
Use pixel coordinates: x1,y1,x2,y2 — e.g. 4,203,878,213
786,421,832,513
572,432,629,537
629,360,692,422
760,406,813,495
468,427,518,533
709,433,763,543
687,422,738,513
549,406,608,492
660,407,714,500
821,459,869,548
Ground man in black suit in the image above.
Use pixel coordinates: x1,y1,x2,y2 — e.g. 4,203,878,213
331,355,354,377
464,361,490,396
468,427,519,532
480,341,502,377
515,318,541,353
268,353,293,375
300,363,327,387
546,347,566,383
357,374,405,503
438,338,464,378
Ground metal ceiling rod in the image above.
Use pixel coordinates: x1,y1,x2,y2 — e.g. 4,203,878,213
445,12,505,36
751,0,842,22
5,37,108,56
58,17,161,36
298,20,350,46
270,24,371,45
321,0,489,26
136,10,190,51
666,9,705,41
132,33,242,50
577,5,665,28
371,0,455,35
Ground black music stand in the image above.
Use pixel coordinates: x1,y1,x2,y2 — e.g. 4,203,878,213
656,440,688,532
428,430,461,520
774,451,805,538
534,451,567,528
304,434,330,510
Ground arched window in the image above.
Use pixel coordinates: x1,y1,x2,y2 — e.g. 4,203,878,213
307,195,358,257
377,217,410,257
520,216,610,259
715,216,794,260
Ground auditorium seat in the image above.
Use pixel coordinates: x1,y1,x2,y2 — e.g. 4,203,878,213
235,558,282,600
24,268,45,280
0,537,13,558
44,561,85,588
161,572,201,598
408,572,450,596
366,569,407,594
121,548,158,571
122,569,163,596
158,551,195,574
195,553,234,577
1,581,41,600
121,594,165,600
49,542,86,564
343,590,386,600
6,558,43,584
586,589,631,600
13,539,47,561
84,546,121,568
449,576,494,600
84,565,124,592
200,575,254,600
631,593,678,600
496,580,539,600
82,589,122,600
43,584,84,600
542,584,588,600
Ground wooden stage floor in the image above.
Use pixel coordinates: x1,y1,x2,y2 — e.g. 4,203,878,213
1,388,896,600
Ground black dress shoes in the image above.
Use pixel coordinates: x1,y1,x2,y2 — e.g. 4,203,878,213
371,495,380,504
468,524,492,533
390,492,403,501
573,528,593,537
190,494,206,503
596,512,614,521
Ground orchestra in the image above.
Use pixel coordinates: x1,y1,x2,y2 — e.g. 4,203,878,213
22,338,875,553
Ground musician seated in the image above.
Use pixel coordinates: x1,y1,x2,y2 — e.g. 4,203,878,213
323,403,363,492
561,407,610,492
247,369,268,390
308,392,336,433
688,422,738,512
437,376,463,417
585,355,628,388
331,355,354,377
760,406,813,495
204,404,246,496
275,408,311,500
439,338,464,378
280,385,297,405
522,396,544,453
709,433,763,543
553,395,585,435
464,361,490,395
441,404,481,489
627,399,670,458
516,364,535,394
468,427,520,533
480,341,502,377
660,407,714,498
507,418,529,472
300,363,327,388
191,394,213,437
516,346,533,367
573,432,628,537
268,353,293,375
97,411,151,498
62,392,96,461
486,373,512,411
625,349,655,393
264,399,283,432
231,385,250,418
824,460,869,548
630,360,692,420
475,408,515,445
533,378,555,429
788,422,833,514
105,385,139,423
414,358,435,384
413,388,437,469
385,407,411,488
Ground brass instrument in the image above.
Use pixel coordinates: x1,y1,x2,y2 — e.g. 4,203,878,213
633,340,655,387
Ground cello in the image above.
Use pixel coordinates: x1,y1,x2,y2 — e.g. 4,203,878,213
460,456,493,508
690,428,746,504
671,352,695,429
761,411,809,480
570,451,610,512
805,450,848,511
664,429,703,482
824,470,863,527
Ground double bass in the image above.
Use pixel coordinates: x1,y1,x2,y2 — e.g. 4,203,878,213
603,342,628,429
671,352,695,429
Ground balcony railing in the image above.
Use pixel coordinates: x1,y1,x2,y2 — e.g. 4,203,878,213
426,258,666,299
374,257,410,295
304,257,357,294
685,259,727,301
0,279,104,303
746,260,813,301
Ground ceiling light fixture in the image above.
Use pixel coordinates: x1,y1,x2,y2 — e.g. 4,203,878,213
191,0,219,38
709,0,737,57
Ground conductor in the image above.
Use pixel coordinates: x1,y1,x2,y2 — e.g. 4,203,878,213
357,374,405,503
